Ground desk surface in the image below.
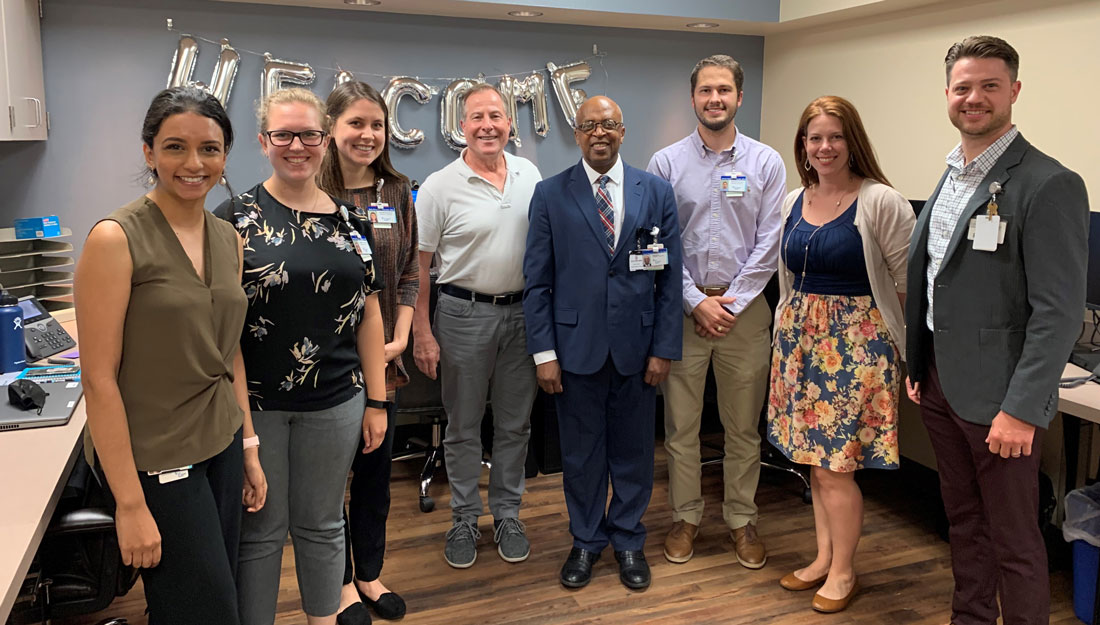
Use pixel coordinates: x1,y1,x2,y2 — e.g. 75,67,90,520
1060,362,1100,425
0,316,83,621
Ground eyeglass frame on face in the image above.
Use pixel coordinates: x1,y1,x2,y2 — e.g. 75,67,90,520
263,129,327,147
576,119,623,134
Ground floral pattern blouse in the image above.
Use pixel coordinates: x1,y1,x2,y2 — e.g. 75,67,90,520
215,183,383,412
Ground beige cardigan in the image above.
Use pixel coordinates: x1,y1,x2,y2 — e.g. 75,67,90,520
775,178,915,358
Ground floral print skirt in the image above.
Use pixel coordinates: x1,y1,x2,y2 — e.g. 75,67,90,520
766,292,900,472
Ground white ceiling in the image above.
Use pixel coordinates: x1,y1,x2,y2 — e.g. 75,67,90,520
211,0,994,35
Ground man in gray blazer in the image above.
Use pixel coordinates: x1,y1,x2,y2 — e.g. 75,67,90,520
905,35,1088,625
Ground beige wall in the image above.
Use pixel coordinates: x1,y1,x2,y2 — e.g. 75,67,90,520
760,0,1100,203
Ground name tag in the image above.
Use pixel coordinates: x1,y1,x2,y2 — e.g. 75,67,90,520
349,230,373,262
721,172,747,198
967,215,1006,251
367,203,396,229
148,465,193,484
629,245,668,271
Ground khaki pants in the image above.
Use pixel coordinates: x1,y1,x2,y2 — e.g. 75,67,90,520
662,295,771,530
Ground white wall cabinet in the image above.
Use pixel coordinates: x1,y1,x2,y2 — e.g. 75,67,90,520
0,0,46,141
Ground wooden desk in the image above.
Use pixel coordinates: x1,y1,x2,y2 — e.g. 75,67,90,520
1061,362,1100,425
0,318,83,621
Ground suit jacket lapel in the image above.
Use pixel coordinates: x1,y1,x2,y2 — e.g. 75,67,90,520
614,165,643,259
939,135,1028,268
568,162,612,257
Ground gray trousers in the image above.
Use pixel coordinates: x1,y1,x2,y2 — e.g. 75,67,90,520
435,292,536,523
237,391,363,624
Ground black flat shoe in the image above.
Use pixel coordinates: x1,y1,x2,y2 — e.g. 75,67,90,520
357,588,406,620
615,550,650,590
560,547,601,588
337,602,372,625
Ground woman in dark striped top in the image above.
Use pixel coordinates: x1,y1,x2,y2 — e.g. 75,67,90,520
318,81,419,625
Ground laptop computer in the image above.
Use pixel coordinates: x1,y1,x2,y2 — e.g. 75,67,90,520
0,380,83,431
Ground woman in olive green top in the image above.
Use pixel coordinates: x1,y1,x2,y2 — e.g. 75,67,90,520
74,87,267,625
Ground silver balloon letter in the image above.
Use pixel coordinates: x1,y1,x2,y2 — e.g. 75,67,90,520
261,53,316,101
498,72,550,147
166,36,240,107
440,78,479,152
333,70,355,91
167,35,199,90
381,76,433,150
547,60,591,129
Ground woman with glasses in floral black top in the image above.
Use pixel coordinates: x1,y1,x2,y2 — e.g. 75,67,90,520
215,87,388,625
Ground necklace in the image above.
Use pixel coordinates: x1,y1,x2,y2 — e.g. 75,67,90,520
783,179,858,293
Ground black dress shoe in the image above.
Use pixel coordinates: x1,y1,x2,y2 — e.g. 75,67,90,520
357,588,406,620
337,602,372,625
560,547,601,588
615,550,650,590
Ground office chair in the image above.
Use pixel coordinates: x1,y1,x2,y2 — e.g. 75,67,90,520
390,274,492,513
8,445,136,625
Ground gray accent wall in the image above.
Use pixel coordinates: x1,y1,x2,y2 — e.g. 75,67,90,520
0,0,765,253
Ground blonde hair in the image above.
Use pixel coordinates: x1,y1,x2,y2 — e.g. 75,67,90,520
257,87,327,132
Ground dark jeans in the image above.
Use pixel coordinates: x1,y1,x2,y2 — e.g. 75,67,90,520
138,428,243,625
343,401,397,585
920,358,1048,625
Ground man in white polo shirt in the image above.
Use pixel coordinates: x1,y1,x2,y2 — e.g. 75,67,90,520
412,84,542,570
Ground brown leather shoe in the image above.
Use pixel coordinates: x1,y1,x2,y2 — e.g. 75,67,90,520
730,523,766,569
663,520,699,563
812,579,859,613
779,570,827,591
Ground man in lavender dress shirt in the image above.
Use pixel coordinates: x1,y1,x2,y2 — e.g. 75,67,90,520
646,54,785,568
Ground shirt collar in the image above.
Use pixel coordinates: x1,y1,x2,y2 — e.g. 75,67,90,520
455,148,519,182
581,155,623,187
690,126,739,157
944,125,1019,175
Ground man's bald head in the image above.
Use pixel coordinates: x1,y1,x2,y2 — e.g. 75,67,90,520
574,96,626,174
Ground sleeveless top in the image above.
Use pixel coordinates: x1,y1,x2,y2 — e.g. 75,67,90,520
86,196,248,472
782,193,872,296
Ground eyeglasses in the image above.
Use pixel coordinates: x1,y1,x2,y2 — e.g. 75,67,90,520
576,119,623,134
264,129,327,147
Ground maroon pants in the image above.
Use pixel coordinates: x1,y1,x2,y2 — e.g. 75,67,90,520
920,360,1048,625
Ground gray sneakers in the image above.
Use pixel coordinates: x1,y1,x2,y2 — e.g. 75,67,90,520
494,517,530,563
444,520,481,569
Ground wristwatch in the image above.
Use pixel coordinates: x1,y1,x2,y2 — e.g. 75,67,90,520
365,398,391,410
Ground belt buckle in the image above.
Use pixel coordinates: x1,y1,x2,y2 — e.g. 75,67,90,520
492,294,506,305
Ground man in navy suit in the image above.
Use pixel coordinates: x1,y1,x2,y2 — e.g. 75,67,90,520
523,95,683,590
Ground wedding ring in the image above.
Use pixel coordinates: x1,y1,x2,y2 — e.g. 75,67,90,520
1011,451,1022,457
717,325,725,332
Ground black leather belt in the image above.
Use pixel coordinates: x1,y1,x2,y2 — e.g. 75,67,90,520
440,284,524,305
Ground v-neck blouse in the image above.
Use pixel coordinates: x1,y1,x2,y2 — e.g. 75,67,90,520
100,196,248,471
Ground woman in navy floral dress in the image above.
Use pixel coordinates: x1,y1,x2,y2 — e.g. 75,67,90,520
766,96,914,613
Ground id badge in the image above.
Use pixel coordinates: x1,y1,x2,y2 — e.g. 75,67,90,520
971,215,1001,251
349,230,373,261
148,465,192,484
645,243,668,270
721,172,747,197
629,250,650,271
968,215,1005,251
367,203,396,229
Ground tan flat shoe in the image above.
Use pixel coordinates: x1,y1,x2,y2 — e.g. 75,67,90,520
779,571,827,591
812,580,859,613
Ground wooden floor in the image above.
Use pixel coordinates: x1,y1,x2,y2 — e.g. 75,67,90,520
62,444,1081,625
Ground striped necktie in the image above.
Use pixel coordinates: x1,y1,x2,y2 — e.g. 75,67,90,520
595,175,615,252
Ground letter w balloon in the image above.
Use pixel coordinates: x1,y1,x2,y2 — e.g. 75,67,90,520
166,35,240,107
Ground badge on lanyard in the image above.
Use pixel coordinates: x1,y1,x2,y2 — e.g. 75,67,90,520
629,226,668,271
721,171,748,198
340,206,373,262
968,181,1006,251
367,203,396,228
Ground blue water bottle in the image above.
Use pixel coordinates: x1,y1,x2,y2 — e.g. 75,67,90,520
0,292,26,373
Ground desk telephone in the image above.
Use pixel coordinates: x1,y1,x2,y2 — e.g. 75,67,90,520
18,295,76,361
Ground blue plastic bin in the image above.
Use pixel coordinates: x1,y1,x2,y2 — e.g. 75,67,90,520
1075,539,1099,624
